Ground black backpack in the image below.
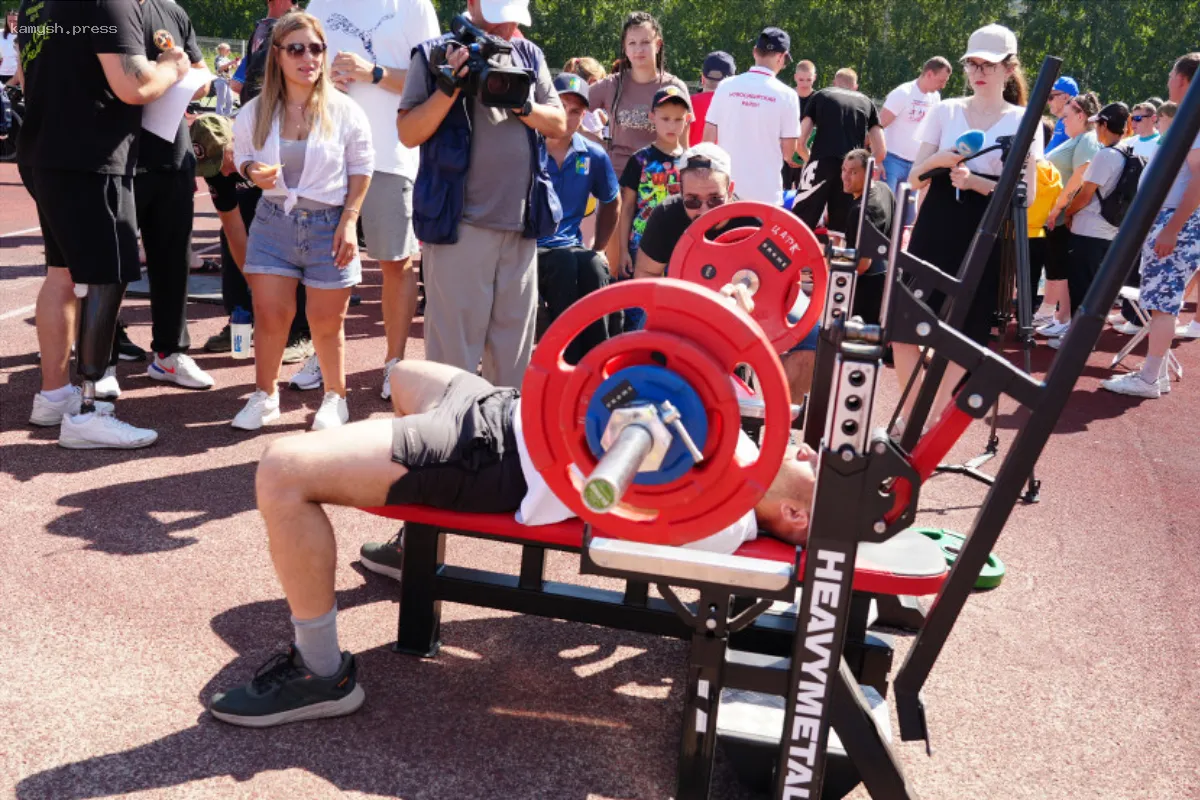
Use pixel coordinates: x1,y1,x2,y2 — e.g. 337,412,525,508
1098,143,1147,227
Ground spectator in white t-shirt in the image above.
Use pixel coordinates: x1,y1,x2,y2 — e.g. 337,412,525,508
879,56,951,194
306,0,441,402
1126,101,1160,159
702,27,800,204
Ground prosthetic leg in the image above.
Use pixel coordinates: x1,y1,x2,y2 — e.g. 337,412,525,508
73,282,126,414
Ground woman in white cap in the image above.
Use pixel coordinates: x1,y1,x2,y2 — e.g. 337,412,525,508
894,23,1042,427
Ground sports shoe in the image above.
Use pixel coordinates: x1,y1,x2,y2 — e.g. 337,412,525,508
1032,307,1057,327
29,386,113,427
360,529,404,581
205,324,232,353
1176,320,1200,339
1035,319,1070,338
94,366,121,400
148,353,215,389
1112,321,1142,335
288,354,322,391
115,320,146,362
311,391,348,431
281,336,314,365
209,646,364,728
1047,337,1063,350
232,390,281,430
1159,373,1172,394
380,357,400,401
1100,372,1161,399
59,407,158,449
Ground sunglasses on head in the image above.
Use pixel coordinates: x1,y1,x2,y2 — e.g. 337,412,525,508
277,42,327,58
682,194,727,210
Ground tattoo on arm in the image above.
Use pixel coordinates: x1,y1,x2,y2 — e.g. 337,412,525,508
120,53,154,85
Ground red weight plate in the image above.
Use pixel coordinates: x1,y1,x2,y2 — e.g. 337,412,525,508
522,279,791,546
668,201,827,353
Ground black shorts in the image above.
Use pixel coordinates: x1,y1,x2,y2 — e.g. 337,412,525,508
792,158,852,236
385,374,527,513
26,167,140,284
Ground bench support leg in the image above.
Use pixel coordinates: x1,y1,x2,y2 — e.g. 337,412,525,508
676,592,730,800
394,521,444,658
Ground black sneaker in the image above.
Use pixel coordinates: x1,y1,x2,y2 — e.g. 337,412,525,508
115,320,147,362
359,529,403,581
209,646,364,728
205,324,232,353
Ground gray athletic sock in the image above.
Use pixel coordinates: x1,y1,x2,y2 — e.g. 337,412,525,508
292,604,342,678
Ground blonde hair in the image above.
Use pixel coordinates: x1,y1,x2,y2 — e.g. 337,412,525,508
834,68,857,88
253,11,334,150
564,56,606,84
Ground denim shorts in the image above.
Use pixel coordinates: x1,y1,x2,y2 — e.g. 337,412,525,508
244,199,361,290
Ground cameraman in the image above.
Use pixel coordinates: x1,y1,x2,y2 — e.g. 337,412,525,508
398,0,565,386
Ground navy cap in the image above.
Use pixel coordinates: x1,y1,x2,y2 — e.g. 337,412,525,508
553,72,590,107
1052,76,1079,97
756,27,791,59
651,85,692,112
702,51,736,81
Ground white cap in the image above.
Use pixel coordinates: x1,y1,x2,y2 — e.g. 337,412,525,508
681,142,733,177
479,0,531,26
961,24,1017,63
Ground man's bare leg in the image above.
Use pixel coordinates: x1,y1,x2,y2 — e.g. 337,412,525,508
381,257,420,363
781,350,815,403
37,267,76,391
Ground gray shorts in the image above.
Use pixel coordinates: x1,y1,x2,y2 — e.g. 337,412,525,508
244,200,361,290
361,171,418,261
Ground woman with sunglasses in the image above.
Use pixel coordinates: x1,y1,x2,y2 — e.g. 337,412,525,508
1036,91,1101,340
233,12,373,431
897,24,1042,428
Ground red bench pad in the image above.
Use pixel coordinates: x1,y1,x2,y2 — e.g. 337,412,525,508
360,505,947,596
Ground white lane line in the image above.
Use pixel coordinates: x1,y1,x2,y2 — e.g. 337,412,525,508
1,226,41,239
0,303,36,321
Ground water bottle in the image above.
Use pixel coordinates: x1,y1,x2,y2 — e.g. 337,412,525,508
230,306,253,360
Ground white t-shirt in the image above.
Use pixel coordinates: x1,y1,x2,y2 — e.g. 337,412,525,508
1128,134,1160,160
307,0,440,178
705,66,801,204
1152,132,1200,210
916,98,1043,201
882,79,940,162
510,399,761,555
0,35,16,78
1070,146,1125,240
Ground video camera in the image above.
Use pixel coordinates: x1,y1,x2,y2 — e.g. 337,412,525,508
431,15,534,108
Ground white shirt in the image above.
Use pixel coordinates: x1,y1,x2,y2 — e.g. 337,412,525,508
916,98,1043,202
705,66,801,204
1070,145,1125,240
233,91,375,212
1127,133,1160,160
510,399,760,555
306,0,439,178
882,79,940,162
0,35,16,78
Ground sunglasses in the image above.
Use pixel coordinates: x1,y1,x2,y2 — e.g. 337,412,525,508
682,195,727,211
276,42,327,58
1131,114,1151,122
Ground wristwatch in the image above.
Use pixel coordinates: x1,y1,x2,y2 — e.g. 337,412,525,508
513,99,533,117
371,65,384,85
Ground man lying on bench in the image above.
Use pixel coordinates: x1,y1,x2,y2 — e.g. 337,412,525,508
209,359,817,728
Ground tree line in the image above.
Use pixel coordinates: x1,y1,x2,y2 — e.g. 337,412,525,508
179,0,1195,105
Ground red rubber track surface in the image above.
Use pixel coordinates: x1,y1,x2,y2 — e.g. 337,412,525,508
2,162,1198,799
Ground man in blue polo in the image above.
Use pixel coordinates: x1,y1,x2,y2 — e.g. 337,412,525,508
538,72,621,363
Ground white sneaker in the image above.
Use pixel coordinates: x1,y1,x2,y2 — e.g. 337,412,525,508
94,366,121,400
1176,320,1200,339
1035,319,1070,338
147,352,215,389
59,407,157,449
1033,307,1057,326
1100,372,1161,399
1159,373,1172,394
29,386,113,427
1112,321,1143,335
312,391,348,431
380,357,400,400
232,390,281,430
288,354,322,391
1047,337,1063,350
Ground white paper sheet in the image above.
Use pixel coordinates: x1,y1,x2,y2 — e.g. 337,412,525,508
142,65,214,142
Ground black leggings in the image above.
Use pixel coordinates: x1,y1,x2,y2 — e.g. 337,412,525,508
537,245,615,363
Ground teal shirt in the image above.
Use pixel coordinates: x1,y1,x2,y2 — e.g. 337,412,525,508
1047,130,1101,185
